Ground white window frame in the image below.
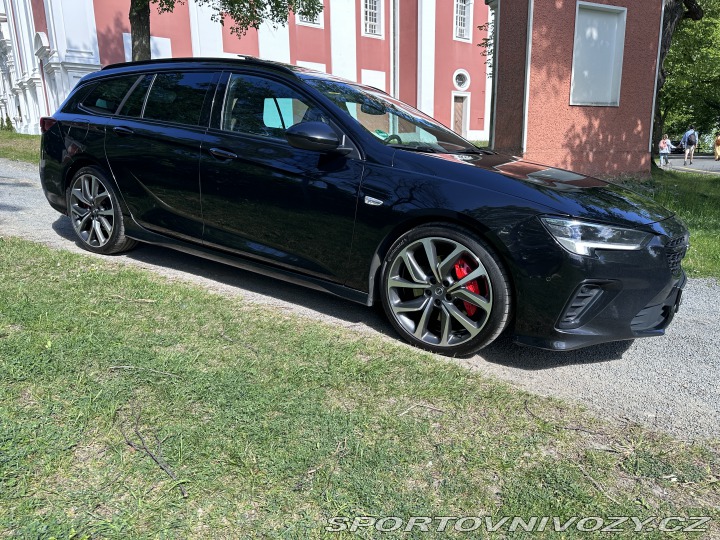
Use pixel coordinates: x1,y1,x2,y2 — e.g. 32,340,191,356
296,4,324,28
453,0,473,42
570,2,627,107
362,0,384,39
453,68,471,91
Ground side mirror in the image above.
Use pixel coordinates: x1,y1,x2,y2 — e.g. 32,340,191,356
285,122,349,154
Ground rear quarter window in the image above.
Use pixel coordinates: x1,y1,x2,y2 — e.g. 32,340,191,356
60,83,97,114
80,75,143,115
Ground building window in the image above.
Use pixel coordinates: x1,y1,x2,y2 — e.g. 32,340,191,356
363,0,383,38
296,3,324,28
454,0,472,41
570,2,627,106
453,69,471,90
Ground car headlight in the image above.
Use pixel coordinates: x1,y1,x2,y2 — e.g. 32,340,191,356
540,217,652,256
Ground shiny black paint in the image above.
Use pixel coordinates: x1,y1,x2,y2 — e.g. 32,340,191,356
39,58,688,351
199,127,363,281
104,117,207,242
285,121,344,152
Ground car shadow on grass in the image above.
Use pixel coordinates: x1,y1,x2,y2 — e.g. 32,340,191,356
52,216,634,369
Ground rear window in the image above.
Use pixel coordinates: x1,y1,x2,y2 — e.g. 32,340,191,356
80,75,142,115
143,72,214,126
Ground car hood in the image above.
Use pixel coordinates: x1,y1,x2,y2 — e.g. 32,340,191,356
426,152,674,226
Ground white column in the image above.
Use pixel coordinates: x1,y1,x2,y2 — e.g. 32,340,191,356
188,0,227,57
330,0,357,81
258,21,290,63
43,0,100,100
417,0,435,116
15,0,36,77
48,0,100,65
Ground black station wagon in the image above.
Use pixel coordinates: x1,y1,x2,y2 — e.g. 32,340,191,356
40,57,688,356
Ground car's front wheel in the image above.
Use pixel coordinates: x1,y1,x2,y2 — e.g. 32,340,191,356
66,167,137,254
380,224,512,356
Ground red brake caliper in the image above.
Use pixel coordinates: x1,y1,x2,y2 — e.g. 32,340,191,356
454,258,480,316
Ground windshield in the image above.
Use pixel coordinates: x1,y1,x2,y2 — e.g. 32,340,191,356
305,78,480,154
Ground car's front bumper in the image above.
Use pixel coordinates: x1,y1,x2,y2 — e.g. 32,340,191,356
507,215,689,351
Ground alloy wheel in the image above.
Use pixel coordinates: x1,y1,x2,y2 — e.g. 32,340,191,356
69,173,115,248
385,236,493,348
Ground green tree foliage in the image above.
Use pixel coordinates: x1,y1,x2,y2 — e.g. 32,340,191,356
130,0,323,61
659,0,720,140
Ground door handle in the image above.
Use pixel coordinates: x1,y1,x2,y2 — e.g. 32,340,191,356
209,147,238,161
113,126,134,136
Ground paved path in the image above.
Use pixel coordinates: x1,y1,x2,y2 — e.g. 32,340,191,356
659,154,720,175
1,158,719,440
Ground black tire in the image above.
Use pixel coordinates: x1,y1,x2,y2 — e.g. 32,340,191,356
380,224,512,356
66,166,137,255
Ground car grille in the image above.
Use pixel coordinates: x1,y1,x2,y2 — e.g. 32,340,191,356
665,235,688,275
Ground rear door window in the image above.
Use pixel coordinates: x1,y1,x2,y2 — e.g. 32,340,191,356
80,75,142,115
143,72,214,126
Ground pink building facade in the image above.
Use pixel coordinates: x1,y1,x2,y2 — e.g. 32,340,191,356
1,0,666,177
489,0,664,177
0,0,492,142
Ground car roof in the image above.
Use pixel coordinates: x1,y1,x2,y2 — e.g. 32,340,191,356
92,55,385,95
97,55,349,84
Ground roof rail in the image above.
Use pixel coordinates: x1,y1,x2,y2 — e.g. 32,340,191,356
102,56,296,75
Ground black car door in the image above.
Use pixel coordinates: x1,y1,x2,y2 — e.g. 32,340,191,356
199,72,363,283
104,71,216,242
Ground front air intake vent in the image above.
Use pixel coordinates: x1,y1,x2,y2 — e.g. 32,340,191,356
558,283,604,329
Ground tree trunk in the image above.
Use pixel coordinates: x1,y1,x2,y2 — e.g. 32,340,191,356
653,0,704,150
129,0,151,62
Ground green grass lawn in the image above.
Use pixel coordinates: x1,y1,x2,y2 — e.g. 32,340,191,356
0,131,40,164
643,166,720,278
0,237,718,538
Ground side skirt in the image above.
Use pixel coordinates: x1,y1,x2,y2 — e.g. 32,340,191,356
124,218,373,307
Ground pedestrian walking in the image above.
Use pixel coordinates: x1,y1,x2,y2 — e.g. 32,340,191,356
681,124,699,166
658,134,675,167
714,132,720,161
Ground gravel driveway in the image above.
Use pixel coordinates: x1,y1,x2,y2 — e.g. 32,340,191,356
1,158,718,440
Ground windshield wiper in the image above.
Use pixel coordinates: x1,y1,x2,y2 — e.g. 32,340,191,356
464,147,495,155
449,147,487,155
388,144,438,153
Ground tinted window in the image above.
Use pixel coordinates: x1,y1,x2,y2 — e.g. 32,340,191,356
144,72,213,126
307,79,476,153
118,74,153,118
81,76,141,115
221,74,326,138
61,83,97,114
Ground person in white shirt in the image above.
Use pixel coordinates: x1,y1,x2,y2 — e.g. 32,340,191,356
658,134,675,167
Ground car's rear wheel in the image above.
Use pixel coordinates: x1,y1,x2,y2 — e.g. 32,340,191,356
67,167,137,254
380,224,512,356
